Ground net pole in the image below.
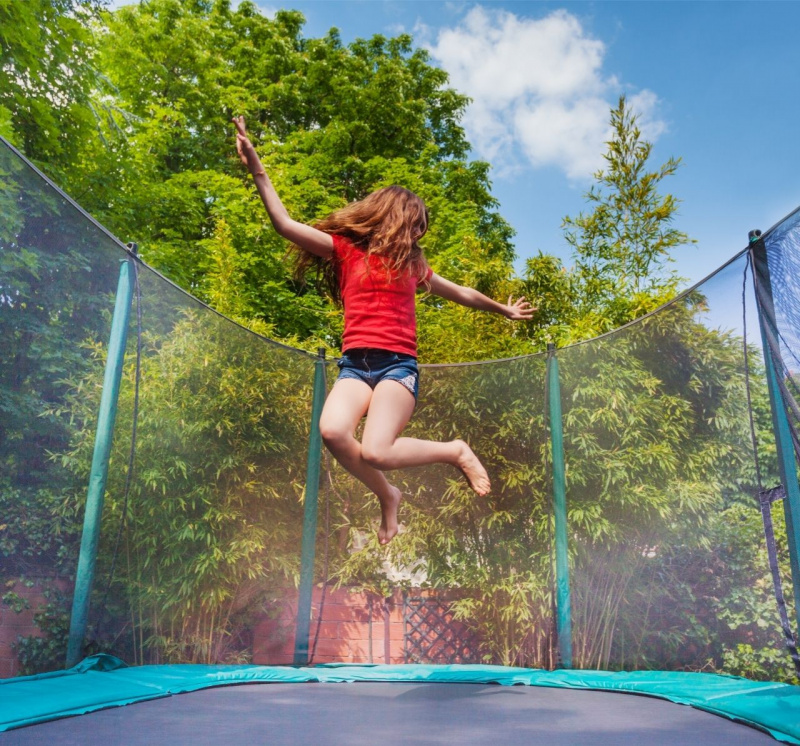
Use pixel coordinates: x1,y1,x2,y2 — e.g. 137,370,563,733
750,233,800,628
294,347,326,665
546,344,572,668
66,257,134,668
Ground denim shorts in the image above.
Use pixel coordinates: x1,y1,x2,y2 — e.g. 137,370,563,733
336,348,420,400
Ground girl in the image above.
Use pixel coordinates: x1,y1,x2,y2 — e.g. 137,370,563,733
233,116,533,545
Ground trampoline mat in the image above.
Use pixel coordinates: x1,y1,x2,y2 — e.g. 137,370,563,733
2,682,781,745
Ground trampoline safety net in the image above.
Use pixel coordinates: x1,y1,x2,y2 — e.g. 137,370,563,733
1,137,799,682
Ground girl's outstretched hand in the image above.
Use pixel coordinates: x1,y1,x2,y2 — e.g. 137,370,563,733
505,295,536,321
232,115,259,171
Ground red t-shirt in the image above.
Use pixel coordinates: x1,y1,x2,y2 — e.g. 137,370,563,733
332,234,432,357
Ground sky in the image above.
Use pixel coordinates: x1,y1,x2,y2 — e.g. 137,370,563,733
250,0,800,289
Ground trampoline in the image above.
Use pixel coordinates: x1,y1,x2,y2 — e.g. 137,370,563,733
0,684,789,746
2,136,800,744
1,659,799,743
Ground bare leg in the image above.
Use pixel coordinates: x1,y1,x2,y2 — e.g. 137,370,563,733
361,380,491,496
318,379,403,544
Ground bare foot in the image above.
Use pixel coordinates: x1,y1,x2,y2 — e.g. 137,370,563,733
455,440,491,496
378,485,402,545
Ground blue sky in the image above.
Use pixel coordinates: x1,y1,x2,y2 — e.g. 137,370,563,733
255,0,800,289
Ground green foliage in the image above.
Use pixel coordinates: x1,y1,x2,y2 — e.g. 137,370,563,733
0,0,104,179
2,589,30,615
14,597,71,676
722,644,796,683
58,0,522,357
628,502,797,683
560,96,694,339
0,155,124,576
51,305,314,664
558,297,782,671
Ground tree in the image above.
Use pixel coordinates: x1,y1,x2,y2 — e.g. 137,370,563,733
77,0,526,357
0,0,105,182
561,96,695,338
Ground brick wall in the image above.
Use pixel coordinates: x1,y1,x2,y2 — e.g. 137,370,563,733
1,582,470,676
0,577,64,679
252,587,409,665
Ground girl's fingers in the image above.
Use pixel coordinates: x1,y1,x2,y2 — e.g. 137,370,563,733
508,296,537,320
236,133,252,154
231,116,247,136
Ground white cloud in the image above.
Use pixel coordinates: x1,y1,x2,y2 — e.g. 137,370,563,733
412,19,433,44
513,96,613,179
427,6,666,181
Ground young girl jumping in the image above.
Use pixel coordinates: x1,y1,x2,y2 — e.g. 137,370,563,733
233,116,534,545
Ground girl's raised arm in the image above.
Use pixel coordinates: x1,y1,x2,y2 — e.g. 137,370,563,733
428,272,535,320
233,116,333,258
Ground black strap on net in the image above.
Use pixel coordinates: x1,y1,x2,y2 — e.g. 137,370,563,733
762,335,800,462
742,253,800,678
751,243,800,464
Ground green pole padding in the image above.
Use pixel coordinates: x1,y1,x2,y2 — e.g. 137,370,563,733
294,348,326,665
547,344,572,668
751,237,800,629
66,258,135,668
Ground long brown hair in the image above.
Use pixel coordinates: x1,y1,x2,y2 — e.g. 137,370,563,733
292,185,430,303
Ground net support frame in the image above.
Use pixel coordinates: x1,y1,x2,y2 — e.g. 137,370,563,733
293,347,327,665
546,344,572,668
66,258,135,668
751,237,800,629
